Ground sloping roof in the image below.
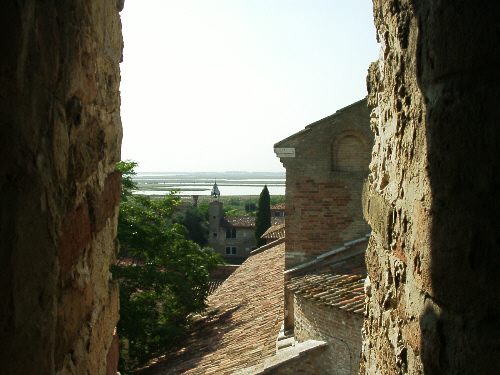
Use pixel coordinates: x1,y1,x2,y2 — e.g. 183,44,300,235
207,279,224,295
223,216,255,228
274,98,367,148
261,224,286,240
272,217,285,226
284,234,370,277
283,234,369,317
286,273,365,315
136,241,285,375
270,203,285,210
222,216,284,228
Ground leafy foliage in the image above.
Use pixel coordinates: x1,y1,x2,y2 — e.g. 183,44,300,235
270,195,285,206
116,160,138,201
113,162,221,370
255,185,271,247
173,206,209,246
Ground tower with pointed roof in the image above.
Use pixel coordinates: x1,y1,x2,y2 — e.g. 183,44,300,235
210,181,220,200
208,181,224,254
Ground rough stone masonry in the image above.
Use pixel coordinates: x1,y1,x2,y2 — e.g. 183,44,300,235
361,1,500,374
0,1,123,374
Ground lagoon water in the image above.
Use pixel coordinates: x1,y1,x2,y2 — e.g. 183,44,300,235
134,171,286,196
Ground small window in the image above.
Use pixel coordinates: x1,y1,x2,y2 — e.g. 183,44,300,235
212,215,216,219
213,233,217,237
226,227,236,239
225,246,237,255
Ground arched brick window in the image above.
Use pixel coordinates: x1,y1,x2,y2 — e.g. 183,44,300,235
332,132,370,172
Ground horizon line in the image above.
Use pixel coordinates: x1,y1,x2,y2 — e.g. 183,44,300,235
134,170,285,174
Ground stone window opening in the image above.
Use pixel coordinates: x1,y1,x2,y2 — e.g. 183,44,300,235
225,246,237,255
226,227,237,239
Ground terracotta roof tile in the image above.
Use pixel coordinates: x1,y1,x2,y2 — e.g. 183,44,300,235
136,242,285,375
223,216,255,228
286,273,365,314
270,203,285,210
261,224,285,240
222,216,284,228
271,217,285,226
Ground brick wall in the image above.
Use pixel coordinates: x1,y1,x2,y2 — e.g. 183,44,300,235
276,100,372,269
293,296,363,375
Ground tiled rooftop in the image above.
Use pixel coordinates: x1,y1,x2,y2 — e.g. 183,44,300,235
222,216,284,228
271,217,285,226
284,234,369,277
261,224,286,240
207,279,224,295
223,216,255,228
286,273,365,314
270,203,285,210
135,241,285,375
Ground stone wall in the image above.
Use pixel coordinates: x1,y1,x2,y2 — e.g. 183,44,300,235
208,201,257,261
361,1,500,374
236,340,329,375
276,100,372,269
0,1,123,374
294,296,363,375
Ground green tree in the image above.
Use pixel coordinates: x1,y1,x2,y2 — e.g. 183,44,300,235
255,185,271,247
173,206,209,246
116,160,138,201
113,162,221,370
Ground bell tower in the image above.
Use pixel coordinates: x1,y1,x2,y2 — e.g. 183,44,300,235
208,181,223,251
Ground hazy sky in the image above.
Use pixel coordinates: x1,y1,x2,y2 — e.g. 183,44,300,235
120,1,379,172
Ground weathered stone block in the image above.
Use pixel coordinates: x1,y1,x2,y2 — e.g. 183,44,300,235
58,203,92,275
90,171,121,233
361,1,500,374
0,1,123,374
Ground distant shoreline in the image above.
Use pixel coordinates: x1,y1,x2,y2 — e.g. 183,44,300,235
132,171,286,197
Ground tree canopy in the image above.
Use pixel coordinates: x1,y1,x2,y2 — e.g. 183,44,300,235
173,206,208,246
113,161,221,370
255,185,271,247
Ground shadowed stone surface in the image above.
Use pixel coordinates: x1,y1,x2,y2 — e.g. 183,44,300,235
0,1,123,374
361,1,500,374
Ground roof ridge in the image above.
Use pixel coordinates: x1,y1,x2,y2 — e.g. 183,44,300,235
250,237,285,256
274,98,367,148
284,233,371,276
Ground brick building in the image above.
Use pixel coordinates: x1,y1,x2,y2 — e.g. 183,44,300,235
283,236,369,375
270,99,373,374
275,98,372,269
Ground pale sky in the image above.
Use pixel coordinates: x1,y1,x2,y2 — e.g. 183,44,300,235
120,1,379,172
